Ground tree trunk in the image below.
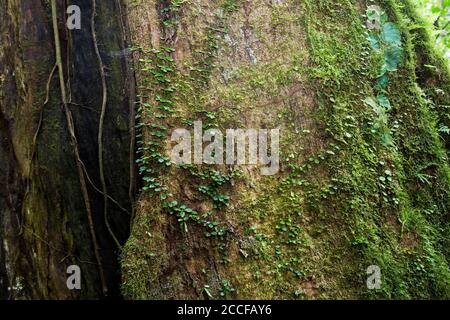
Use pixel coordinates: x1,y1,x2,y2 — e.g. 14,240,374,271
121,0,450,300
0,0,134,299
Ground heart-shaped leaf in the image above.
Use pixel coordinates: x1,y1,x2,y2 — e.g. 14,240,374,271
381,22,401,46
377,94,392,111
367,34,380,49
384,46,404,71
377,74,390,89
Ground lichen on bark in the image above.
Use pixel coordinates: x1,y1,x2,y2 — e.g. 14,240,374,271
122,0,450,300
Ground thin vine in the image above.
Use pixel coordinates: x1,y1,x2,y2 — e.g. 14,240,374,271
91,0,121,249
50,0,107,296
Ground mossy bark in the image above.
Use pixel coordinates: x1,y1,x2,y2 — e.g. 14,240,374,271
1,0,449,301
122,0,450,299
0,0,134,299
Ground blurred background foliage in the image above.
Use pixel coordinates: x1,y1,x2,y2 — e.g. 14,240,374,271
417,0,450,59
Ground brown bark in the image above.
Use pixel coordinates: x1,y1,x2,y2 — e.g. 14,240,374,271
0,0,135,299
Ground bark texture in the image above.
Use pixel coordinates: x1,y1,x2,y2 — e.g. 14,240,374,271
0,0,134,299
0,0,449,300
121,0,450,299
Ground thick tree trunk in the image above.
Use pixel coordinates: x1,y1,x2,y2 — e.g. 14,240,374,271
0,0,134,299
121,0,450,300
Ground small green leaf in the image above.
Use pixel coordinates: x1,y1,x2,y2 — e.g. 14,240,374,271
377,74,389,89
380,11,388,24
377,94,392,111
381,132,394,147
367,34,380,49
384,46,404,72
381,23,401,46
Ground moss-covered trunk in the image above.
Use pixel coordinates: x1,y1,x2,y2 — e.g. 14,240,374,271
0,0,134,299
121,0,450,299
1,0,449,301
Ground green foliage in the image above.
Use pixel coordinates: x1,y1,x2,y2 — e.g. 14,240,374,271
364,6,404,147
219,280,236,298
417,0,450,59
125,0,450,300
133,0,241,272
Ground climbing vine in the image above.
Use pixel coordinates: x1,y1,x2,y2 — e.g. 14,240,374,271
364,5,404,147
134,0,240,267
49,0,107,295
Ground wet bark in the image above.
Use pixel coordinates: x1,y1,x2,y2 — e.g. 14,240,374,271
1,0,449,301
0,0,134,299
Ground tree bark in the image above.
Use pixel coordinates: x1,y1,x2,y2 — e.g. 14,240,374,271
0,0,134,299
121,0,450,300
1,0,449,300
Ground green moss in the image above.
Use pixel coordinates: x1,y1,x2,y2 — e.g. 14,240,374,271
123,0,450,300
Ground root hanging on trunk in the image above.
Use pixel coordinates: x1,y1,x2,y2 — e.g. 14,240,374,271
50,0,108,296
91,0,122,249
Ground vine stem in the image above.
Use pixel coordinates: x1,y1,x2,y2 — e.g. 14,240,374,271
91,0,122,249
50,0,108,296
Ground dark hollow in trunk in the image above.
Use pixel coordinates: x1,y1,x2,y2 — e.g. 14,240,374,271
0,0,135,299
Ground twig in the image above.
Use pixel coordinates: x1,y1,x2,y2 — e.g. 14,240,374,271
44,63,57,106
30,63,57,163
79,160,131,216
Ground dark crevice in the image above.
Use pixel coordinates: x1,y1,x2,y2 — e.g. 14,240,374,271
0,0,136,299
